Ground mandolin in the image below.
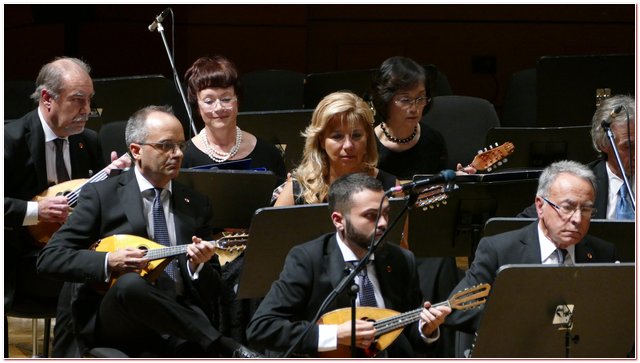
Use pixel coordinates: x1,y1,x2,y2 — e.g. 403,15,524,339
412,142,514,211
318,283,491,358
92,233,248,290
28,153,132,246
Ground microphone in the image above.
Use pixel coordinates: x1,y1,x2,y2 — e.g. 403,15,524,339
148,8,170,32
602,105,625,129
385,169,456,195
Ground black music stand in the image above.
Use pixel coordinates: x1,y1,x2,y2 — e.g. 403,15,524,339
175,169,276,230
237,199,407,299
486,125,599,169
408,170,542,260
483,217,636,263
471,263,635,358
536,54,634,127
236,109,313,171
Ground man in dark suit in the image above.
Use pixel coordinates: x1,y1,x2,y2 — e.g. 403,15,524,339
518,95,635,219
447,160,617,333
246,173,451,357
37,105,259,358
4,57,131,357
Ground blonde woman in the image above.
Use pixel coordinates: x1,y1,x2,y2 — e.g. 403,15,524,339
273,91,398,206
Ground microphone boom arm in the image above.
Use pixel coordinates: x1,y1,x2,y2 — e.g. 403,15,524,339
601,120,635,210
151,14,197,137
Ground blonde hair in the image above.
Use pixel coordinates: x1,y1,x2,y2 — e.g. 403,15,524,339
293,91,378,204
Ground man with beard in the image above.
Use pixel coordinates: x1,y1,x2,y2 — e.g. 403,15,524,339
246,172,451,357
446,160,618,334
4,57,129,356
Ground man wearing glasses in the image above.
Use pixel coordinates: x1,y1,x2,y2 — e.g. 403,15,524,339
445,160,617,333
37,105,260,358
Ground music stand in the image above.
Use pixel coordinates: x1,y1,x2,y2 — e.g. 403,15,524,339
486,125,599,169
236,109,313,171
237,199,407,299
483,217,636,263
408,170,542,259
536,53,634,127
471,263,635,358
175,169,276,230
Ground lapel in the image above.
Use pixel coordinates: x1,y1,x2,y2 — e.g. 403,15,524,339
117,170,148,236
325,235,355,308
372,244,395,308
25,111,49,190
574,237,596,263
520,222,544,263
68,133,91,179
592,159,608,219
170,182,194,245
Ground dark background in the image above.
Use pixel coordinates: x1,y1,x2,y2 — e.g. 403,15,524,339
4,4,635,116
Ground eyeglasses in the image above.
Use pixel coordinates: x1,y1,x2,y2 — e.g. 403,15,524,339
541,196,597,218
199,96,237,109
139,141,187,153
393,96,429,108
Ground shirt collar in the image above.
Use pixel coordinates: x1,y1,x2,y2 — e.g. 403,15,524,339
335,231,375,263
38,107,64,143
134,165,172,194
537,223,575,263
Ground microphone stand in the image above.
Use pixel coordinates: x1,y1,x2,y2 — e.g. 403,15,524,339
283,191,416,358
602,120,635,210
151,21,197,137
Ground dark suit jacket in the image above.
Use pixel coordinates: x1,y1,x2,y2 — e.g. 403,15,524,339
517,158,609,219
446,221,617,332
246,233,430,357
4,109,104,308
36,168,219,355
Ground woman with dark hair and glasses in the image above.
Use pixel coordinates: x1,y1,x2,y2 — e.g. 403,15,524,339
369,56,475,181
182,55,286,184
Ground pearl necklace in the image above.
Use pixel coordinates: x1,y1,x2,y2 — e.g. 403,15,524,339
199,126,242,163
380,122,417,144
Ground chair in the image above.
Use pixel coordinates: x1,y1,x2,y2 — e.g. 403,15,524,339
4,80,36,119
500,68,536,127
5,253,61,357
91,75,189,133
423,64,453,97
303,69,376,109
98,121,128,165
421,95,501,170
239,70,305,111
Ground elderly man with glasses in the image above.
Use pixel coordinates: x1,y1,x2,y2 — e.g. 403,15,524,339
445,160,617,333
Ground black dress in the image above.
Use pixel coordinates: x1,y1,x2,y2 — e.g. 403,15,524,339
182,137,287,186
376,122,448,180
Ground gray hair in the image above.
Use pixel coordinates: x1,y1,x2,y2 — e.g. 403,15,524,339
125,105,174,145
536,160,597,198
30,57,91,102
590,94,635,153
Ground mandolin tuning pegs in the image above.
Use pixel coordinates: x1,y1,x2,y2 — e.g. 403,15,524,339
477,149,482,154
503,158,508,163
487,167,493,172
494,142,499,147
497,161,502,166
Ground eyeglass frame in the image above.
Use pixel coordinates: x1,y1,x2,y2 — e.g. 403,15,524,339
540,196,597,218
198,96,238,109
138,141,187,153
392,95,430,108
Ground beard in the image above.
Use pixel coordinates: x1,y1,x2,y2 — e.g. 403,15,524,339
344,216,384,250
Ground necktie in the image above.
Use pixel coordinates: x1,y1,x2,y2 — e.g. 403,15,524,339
615,186,635,220
153,188,177,280
350,261,378,307
54,138,70,183
557,248,569,265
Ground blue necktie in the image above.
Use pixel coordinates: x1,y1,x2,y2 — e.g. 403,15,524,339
350,261,378,307
54,138,70,183
153,188,177,280
615,186,635,220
